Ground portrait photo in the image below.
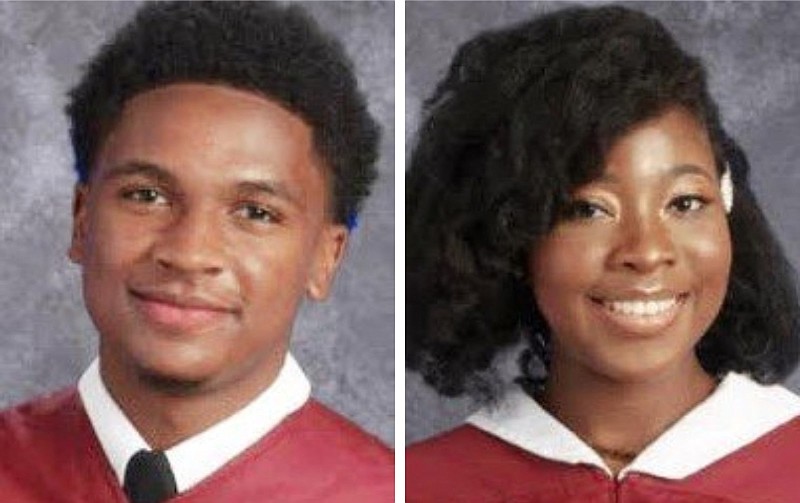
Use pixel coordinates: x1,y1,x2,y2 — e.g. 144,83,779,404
0,2,393,501
406,2,800,501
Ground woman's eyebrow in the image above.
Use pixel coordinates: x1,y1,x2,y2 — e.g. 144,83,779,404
593,163,715,185
667,163,715,181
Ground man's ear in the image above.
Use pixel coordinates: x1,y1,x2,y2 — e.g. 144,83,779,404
306,224,349,301
68,184,89,265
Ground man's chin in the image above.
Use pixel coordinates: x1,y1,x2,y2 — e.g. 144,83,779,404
136,365,209,396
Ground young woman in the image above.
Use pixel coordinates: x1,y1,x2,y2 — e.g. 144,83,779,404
406,5,800,502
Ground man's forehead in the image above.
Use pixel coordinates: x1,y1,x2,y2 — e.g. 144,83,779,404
104,84,314,156
115,84,319,158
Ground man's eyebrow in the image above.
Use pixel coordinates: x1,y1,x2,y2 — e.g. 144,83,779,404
236,179,304,209
100,160,177,185
100,162,306,208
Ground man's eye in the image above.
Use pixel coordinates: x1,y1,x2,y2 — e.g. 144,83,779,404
669,195,708,214
563,200,611,220
121,187,167,205
236,204,280,224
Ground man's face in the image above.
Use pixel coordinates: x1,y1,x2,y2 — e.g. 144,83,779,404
70,83,347,394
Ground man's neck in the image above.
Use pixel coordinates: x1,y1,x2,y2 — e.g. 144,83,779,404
99,349,285,449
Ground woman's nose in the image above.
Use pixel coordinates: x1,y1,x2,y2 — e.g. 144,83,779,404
609,214,677,273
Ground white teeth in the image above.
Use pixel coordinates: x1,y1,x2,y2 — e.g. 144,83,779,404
604,298,678,317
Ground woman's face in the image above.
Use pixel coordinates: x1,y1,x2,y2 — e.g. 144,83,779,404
528,106,731,382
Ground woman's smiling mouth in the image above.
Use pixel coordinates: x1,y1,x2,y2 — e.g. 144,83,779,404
589,293,689,336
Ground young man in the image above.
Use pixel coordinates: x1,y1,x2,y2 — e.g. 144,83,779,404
0,2,392,501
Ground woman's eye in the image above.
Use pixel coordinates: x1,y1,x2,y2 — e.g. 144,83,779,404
121,187,167,205
669,195,708,214
563,200,610,220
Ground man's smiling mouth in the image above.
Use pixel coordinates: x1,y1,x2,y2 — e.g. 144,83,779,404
129,288,239,333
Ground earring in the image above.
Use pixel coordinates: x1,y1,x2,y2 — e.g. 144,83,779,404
721,164,733,214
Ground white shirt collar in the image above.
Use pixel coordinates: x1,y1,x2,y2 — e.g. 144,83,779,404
78,353,311,493
468,372,800,480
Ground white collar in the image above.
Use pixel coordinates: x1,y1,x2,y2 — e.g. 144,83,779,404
468,372,800,480
78,353,311,493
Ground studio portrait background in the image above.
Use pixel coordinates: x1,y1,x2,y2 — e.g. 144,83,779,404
0,1,394,445
406,1,800,445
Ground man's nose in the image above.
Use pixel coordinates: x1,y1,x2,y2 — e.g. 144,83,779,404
152,209,225,275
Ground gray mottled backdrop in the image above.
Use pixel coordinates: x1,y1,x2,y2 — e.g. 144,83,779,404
407,1,800,445
0,1,394,445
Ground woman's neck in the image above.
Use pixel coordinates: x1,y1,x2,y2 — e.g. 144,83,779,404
538,356,717,476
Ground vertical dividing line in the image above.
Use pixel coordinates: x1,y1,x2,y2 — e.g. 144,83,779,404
394,0,406,501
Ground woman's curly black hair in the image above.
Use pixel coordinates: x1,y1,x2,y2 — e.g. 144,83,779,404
406,5,800,398
67,1,379,225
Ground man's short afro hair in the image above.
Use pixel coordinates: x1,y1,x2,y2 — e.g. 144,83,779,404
67,1,379,225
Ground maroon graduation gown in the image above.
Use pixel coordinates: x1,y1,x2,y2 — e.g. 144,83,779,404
407,421,800,503
0,388,393,502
